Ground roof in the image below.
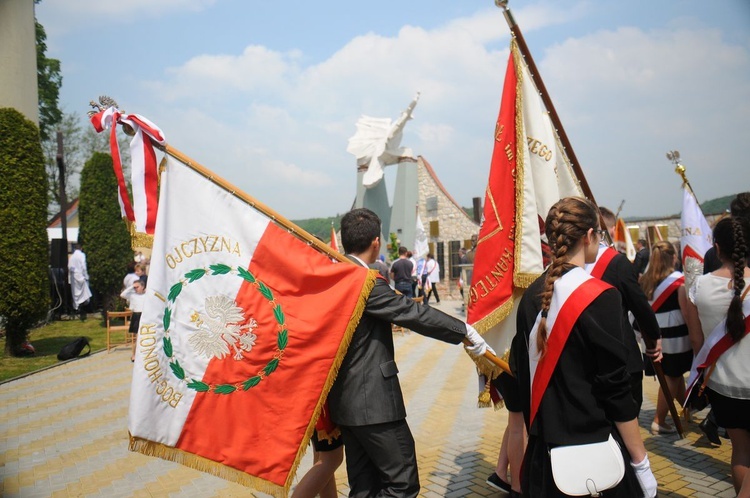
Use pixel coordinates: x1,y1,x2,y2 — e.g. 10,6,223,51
48,198,79,228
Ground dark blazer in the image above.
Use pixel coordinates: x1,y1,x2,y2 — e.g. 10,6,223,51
328,257,466,426
511,273,638,443
599,253,660,374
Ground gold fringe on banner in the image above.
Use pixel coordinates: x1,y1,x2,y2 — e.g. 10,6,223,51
284,269,376,491
128,270,377,497
471,298,513,334
129,436,287,496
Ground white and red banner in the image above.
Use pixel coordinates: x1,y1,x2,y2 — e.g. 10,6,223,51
128,155,375,496
90,107,166,235
614,218,636,262
468,39,583,335
680,184,712,286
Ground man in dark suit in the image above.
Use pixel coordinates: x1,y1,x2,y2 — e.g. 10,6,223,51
597,208,662,410
633,238,650,277
328,208,491,498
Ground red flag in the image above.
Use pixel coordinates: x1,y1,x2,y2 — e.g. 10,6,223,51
468,40,583,333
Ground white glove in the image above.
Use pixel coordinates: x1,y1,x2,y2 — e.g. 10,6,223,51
631,454,657,498
464,324,495,357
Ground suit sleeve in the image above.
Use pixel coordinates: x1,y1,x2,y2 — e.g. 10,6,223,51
614,255,660,342
579,289,639,422
364,278,466,344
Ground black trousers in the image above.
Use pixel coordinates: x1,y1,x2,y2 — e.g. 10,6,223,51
340,420,420,498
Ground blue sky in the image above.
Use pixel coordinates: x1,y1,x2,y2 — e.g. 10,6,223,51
36,0,750,220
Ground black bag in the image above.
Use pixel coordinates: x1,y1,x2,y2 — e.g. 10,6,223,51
57,337,91,361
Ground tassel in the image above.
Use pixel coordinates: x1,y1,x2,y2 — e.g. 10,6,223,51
477,377,493,408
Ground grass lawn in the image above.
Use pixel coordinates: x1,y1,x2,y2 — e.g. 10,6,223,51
0,314,124,382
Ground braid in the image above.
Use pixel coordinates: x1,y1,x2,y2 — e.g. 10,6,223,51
536,197,599,355
726,218,748,342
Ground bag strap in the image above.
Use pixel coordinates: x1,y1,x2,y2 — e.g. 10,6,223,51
81,340,91,358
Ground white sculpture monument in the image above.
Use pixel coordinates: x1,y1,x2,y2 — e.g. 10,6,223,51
347,93,421,255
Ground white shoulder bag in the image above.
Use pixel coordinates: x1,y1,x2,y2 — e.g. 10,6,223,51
549,434,625,496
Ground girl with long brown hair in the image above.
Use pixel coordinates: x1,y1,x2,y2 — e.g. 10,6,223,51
510,197,656,497
638,241,691,435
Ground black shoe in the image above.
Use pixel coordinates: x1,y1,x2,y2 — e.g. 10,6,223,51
486,472,512,493
699,416,721,445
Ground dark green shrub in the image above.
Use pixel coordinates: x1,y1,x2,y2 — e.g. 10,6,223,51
78,152,132,312
0,108,50,355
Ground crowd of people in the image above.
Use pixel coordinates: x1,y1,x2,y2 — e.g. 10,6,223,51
292,192,749,498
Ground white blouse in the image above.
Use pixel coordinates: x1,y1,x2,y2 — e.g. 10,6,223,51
689,273,750,399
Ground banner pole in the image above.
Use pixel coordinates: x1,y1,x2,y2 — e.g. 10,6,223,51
161,144,350,264
497,2,595,205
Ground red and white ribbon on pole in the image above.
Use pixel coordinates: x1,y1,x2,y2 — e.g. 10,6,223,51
90,107,166,234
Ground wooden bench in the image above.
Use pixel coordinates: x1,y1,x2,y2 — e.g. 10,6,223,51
106,310,133,353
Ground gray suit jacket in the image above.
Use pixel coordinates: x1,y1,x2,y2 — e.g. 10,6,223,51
328,257,466,426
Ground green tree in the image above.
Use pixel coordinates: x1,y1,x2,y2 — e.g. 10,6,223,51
78,152,132,311
0,109,50,355
35,18,63,142
42,113,132,220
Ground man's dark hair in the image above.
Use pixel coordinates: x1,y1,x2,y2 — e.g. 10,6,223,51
341,208,381,254
398,246,408,256
638,238,647,247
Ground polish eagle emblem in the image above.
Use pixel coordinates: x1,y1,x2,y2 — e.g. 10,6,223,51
188,295,258,361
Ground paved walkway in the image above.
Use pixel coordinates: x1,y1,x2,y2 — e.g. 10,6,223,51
0,300,736,497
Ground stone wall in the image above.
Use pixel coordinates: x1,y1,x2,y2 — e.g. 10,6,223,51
417,156,479,298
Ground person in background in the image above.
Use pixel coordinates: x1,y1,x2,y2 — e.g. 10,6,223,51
591,207,662,412
639,241,691,435
407,250,419,297
633,239,650,278
370,253,390,282
123,262,144,290
511,197,657,497
688,216,750,495
292,406,343,498
422,253,440,305
68,243,92,321
121,277,146,362
390,246,414,298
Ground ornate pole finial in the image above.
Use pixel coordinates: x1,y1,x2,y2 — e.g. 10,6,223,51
87,95,120,117
666,149,688,184
494,0,516,28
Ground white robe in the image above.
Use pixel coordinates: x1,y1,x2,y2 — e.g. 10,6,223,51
68,249,92,309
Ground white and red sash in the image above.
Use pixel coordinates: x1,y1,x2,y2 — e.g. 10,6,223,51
585,245,618,280
90,106,166,235
529,267,612,427
685,296,750,404
650,271,684,313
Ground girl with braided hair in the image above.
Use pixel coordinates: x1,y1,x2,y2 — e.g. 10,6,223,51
688,216,750,495
638,241,691,435
510,197,656,497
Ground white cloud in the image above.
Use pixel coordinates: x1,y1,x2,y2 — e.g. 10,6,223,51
41,0,750,219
